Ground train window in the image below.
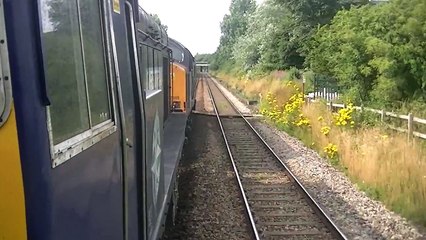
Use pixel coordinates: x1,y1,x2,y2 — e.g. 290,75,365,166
81,0,110,126
154,50,159,89
40,0,115,165
148,48,154,90
140,45,148,90
40,0,90,144
158,52,163,89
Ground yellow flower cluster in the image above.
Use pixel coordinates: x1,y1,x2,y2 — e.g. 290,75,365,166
285,93,304,114
260,82,308,128
320,126,331,136
295,114,310,126
333,104,355,127
260,92,281,121
324,143,338,159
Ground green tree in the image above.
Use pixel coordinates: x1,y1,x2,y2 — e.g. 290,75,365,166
307,0,426,106
211,0,257,70
151,14,168,32
195,53,213,63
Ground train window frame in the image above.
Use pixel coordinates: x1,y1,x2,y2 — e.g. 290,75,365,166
0,2,12,128
39,0,117,168
139,43,163,98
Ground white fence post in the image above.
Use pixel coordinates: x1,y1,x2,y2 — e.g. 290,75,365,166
408,113,414,141
381,109,385,122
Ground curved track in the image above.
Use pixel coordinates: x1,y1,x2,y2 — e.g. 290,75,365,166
203,74,347,240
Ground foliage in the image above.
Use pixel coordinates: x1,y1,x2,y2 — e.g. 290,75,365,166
324,143,338,159
194,53,213,63
210,0,257,70
260,82,307,131
333,104,355,127
213,0,369,72
151,14,168,32
307,0,426,107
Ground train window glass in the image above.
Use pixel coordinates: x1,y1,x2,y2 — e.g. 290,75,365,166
80,0,110,126
40,0,90,144
140,45,148,90
40,0,116,167
154,50,159,89
148,48,154,90
158,52,163,89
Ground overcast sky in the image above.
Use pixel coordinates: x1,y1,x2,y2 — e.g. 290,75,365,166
139,0,264,55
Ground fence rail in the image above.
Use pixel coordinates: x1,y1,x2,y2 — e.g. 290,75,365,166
326,102,426,141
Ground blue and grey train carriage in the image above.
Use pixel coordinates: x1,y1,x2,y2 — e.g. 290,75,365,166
0,0,196,239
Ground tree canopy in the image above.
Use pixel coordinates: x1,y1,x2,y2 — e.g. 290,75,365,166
307,0,426,106
212,0,426,108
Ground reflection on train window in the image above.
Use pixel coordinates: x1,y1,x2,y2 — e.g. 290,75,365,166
158,52,163,89
40,0,112,145
154,50,159,89
148,48,154,90
140,45,148,90
81,0,110,126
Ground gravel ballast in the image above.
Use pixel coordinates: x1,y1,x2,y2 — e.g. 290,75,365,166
163,114,252,239
210,77,251,115
211,75,426,240
195,77,213,113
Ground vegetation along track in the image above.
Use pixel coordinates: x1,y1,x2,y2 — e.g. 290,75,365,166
204,74,347,240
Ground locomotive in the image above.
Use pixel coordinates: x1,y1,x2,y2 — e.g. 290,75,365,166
0,0,196,239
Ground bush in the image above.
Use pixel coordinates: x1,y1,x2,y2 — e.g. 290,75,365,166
288,67,301,80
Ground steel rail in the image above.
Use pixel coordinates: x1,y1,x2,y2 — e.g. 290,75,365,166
205,76,261,240
205,74,347,240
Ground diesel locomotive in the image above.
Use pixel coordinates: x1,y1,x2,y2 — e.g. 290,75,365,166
0,0,196,239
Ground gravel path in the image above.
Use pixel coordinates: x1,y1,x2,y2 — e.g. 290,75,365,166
212,77,426,239
163,115,252,239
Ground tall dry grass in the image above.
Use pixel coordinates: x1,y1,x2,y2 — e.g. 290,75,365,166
215,71,299,104
303,103,426,225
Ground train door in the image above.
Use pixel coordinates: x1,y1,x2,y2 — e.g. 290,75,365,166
123,1,146,239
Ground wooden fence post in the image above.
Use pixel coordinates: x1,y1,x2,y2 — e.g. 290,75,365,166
408,113,414,141
329,101,333,111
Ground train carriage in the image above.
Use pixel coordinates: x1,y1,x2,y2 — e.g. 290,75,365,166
0,0,196,239
168,38,196,113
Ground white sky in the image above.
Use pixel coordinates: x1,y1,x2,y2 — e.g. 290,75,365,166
139,0,264,55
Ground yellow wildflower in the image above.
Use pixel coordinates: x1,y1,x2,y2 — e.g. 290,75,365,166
321,126,331,136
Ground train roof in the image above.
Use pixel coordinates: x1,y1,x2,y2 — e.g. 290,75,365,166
136,7,168,47
168,38,194,70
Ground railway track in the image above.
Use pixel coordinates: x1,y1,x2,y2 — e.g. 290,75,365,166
203,74,347,240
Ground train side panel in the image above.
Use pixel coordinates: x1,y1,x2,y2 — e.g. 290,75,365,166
145,91,165,238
